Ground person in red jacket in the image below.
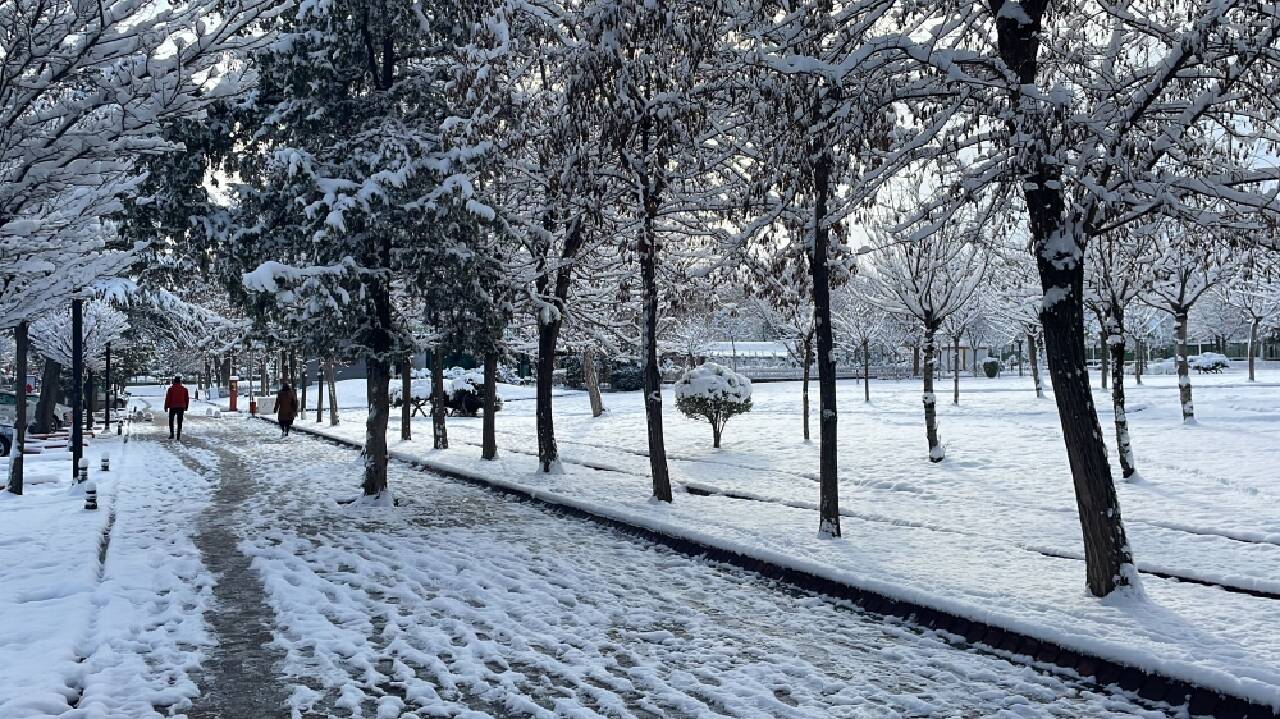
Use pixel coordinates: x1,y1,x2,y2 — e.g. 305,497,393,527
163,376,190,440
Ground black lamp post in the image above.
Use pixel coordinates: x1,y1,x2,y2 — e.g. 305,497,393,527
71,298,83,480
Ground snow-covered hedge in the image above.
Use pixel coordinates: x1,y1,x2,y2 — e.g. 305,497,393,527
674,363,753,448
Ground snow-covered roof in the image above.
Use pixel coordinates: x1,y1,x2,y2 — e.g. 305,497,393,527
700,341,793,358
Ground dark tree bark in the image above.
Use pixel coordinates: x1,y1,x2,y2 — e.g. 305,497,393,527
104,344,112,432
1174,310,1194,422
364,356,391,496
1106,307,1136,479
431,347,448,450
639,177,672,502
1099,326,1109,390
221,356,231,389
34,360,61,434
994,0,1134,596
922,325,943,462
1249,318,1259,381
583,349,605,417
326,358,339,426
315,358,325,423
9,322,28,494
299,357,308,414
533,222,584,472
71,298,83,480
400,358,411,441
801,331,813,440
811,149,840,537
1134,339,1144,385
912,345,921,377
862,337,870,403
482,353,498,460
952,334,961,405
85,370,95,432
1028,332,1044,398
535,324,559,470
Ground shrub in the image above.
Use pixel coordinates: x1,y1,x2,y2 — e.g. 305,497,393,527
609,363,645,392
982,357,1000,378
674,362,753,448
561,355,585,388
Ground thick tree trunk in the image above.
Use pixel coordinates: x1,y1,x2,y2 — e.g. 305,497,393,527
1028,332,1044,398
922,325,943,462
1107,310,1136,479
363,356,390,496
811,150,840,537
712,421,722,449
802,333,813,440
9,322,28,494
992,0,1133,596
1174,310,1194,422
326,359,339,426
952,335,961,405
1038,265,1134,595
431,347,448,450
535,321,560,470
639,191,672,502
912,345,921,377
34,360,61,434
583,349,605,417
1248,318,1259,382
400,359,411,441
482,353,498,460
862,337,870,403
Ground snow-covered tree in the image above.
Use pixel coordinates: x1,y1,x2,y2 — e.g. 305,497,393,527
864,209,987,462
1140,225,1239,424
674,363,753,449
1217,252,1280,381
31,302,129,373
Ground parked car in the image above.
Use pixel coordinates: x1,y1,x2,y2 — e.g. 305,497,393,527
0,390,70,430
0,423,12,457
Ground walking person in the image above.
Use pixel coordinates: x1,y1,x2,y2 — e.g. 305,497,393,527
276,381,298,437
164,375,190,440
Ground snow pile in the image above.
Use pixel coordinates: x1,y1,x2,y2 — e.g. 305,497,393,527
673,362,752,403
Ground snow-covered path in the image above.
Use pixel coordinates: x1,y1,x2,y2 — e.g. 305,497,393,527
187,418,1176,718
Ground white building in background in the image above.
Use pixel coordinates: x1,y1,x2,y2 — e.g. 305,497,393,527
696,341,796,369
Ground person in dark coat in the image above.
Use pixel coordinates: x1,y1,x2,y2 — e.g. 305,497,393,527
276,382,299,437
164,376,190,440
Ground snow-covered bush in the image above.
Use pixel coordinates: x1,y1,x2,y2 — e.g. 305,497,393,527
1190,352,1230,373
674,363,752,448
982,357,1000,378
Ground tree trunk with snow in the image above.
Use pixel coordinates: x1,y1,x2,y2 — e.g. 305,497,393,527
811,149,840,537
1134,339,1144,385
400,359,411,441
583,349,605,417
640,187,673,503
912,345,920,378
299,359,308,416
1248,318,1259,382
922,325,943,462
1106,308,1136,478
1028,332,1044,398
431,347,448,450
482,353,498,460
1174,310,1194,422
326,358,339,426
9,322,28,495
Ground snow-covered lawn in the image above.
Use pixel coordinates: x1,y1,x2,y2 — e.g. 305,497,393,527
0,428,215,719
303,365,1280,710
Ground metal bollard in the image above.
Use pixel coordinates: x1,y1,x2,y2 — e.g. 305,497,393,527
101,456,110,472
84,481,98,510
78,458,88,485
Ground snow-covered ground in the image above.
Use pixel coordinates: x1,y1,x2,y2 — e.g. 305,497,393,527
0,428,215,719
300,364,1280,711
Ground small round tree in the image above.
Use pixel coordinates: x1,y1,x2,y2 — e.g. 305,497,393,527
674,363,753,448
